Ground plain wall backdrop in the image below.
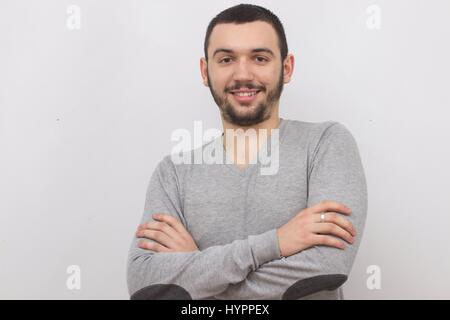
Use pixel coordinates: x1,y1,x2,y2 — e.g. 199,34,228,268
1,0,450,299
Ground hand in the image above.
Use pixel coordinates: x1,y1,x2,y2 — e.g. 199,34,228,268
276,200,356,257
136,213,199,253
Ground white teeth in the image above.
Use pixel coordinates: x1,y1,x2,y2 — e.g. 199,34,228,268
234,92,257,97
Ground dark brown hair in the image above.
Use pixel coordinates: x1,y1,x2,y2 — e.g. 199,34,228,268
204,4,288,62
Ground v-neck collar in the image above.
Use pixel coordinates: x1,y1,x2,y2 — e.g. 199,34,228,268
219,117,289,177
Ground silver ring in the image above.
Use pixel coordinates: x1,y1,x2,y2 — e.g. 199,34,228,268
320,213,326,223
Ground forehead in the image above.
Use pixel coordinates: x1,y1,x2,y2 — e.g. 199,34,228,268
208,21,279,57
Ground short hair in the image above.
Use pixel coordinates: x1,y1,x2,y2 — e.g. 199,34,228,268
204,4,288,62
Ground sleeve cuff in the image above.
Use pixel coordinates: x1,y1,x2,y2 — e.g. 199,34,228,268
248,229,282,269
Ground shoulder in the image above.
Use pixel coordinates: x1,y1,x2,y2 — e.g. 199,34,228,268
310,121,354,147
156,148,198,183
283,119,354,148
287,119,351,137
301,121,361,170
150,154,180,187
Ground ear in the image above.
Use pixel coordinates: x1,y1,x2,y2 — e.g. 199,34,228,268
200,57,209,87
282,54,295,84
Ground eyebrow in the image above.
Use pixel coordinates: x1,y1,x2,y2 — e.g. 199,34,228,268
212,48,275,58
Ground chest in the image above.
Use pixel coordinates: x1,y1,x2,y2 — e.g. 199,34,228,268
182,150,309,249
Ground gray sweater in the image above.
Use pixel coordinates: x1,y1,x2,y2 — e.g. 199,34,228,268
127,118,368,300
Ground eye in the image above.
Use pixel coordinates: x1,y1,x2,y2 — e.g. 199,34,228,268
255,56,268,63
219,57,233,64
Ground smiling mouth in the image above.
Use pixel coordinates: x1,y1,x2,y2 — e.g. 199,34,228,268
229,90,261,97
227,89,262,104
230,90,261,97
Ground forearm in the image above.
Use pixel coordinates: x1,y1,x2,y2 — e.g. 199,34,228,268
127,228,282,300
213,249,346,300
213,200,365,300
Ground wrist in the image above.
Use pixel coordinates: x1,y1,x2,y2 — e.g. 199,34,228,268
276,228,285,258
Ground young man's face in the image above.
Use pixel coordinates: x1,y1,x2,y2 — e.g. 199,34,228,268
201,21,294,126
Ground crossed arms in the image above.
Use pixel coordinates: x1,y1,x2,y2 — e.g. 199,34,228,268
127,126,368,300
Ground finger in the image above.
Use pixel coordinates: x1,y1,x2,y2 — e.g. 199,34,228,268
152,214,190,237
136,229,177,249
310,200,352,216
313,223,354,244
315,212,356,236
313,234,347,250
137,212,167,230
138,240,171,253
139,221,181,240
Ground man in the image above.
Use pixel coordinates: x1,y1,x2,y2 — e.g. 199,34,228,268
127,4,367,300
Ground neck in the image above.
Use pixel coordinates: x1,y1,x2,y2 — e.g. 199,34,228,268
221,109,281,167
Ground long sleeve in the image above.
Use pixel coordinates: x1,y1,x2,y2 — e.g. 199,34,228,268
213,123,368,300
126,155,282,300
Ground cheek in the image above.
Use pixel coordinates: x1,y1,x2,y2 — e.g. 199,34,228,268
209,65,229,79
251,68,277,87
209,73,228,92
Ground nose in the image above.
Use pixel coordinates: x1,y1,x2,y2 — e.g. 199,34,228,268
232,58,254,82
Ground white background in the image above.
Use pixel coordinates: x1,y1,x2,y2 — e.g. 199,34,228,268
1,0,449,299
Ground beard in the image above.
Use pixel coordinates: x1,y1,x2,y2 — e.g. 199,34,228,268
207,68,284,126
